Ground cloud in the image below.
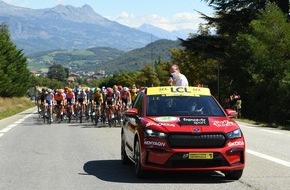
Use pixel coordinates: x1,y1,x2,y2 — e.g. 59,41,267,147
109,11,206,31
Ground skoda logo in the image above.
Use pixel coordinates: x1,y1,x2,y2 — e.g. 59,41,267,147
193,128,200,133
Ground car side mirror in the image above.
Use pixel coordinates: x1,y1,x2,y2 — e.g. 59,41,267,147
125,108,138,116
225,109,237,118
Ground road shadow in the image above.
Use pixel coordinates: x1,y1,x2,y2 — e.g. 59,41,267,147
82,159,232,184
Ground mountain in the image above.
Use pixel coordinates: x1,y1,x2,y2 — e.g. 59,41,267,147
138,24,196,40
100,39,183,74
28,39,182,74
0,0,159,55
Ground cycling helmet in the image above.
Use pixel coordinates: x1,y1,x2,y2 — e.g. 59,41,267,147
68,88,72,93
90,88,95,93
123,87,129,92
118,85,123,91
95,87,101,92
107,88,113,95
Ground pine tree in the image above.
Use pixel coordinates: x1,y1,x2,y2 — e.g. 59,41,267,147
0,23,31,97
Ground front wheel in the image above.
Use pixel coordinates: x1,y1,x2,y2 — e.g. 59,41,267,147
121,133,130,164
134,140,147,178
224,169,243,180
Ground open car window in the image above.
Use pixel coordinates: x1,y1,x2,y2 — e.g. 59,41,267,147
146,95,225,117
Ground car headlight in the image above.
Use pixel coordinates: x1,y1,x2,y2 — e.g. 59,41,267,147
226,129,242,139
144,129,167,138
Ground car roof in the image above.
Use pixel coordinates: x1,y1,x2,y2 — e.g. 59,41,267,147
146,86,211,96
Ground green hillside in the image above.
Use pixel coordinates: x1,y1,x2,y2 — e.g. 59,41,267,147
27,39,182,74
100,39,182,74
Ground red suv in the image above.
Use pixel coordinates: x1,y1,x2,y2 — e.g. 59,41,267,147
121,86,245,180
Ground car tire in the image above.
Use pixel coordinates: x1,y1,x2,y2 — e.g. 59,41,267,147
134,140,147,178
121,133,130,164
224,169,243,180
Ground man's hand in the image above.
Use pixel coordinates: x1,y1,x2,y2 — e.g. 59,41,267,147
168,77,174,86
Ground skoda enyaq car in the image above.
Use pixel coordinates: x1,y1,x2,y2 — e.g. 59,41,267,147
121,86,245,180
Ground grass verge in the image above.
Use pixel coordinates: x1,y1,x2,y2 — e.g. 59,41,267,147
0,97,35,120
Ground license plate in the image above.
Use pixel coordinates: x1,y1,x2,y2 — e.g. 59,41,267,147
189,153,213,159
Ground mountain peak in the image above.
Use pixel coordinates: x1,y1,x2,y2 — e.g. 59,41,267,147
49,4,106,24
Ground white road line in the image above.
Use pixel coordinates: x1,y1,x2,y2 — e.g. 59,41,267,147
261,129,283,134
247,149,290,168
0,127,13,133
0,112,35,139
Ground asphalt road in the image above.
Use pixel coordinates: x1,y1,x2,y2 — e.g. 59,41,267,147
0,107,290,190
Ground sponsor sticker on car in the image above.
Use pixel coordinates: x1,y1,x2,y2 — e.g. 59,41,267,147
189,153,213,159
179,117,209,125
154,116,179,122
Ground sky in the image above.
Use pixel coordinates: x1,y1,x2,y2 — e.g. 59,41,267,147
2,0,214,31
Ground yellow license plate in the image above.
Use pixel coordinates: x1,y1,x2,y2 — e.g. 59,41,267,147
189,153,213,159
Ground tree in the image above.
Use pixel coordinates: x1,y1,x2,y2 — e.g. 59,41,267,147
0,23,31,97
47,63,68,82
135,65,160,87
231,2,290,124
202,0,289,36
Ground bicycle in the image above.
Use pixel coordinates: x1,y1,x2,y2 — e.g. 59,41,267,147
44,104,53,125
65,104,73,123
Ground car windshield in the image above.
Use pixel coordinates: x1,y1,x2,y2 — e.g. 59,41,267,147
146,95,225,117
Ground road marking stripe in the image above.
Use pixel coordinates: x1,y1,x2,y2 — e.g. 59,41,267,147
261,129,283,134
247,149,290,168
0,112,35,138
0,127,13,133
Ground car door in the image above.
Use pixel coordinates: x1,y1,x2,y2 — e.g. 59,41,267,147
124,92,144,159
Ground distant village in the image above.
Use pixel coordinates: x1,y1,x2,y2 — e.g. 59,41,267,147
30,69,107,83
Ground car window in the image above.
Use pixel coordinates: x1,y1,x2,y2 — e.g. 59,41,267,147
133,92,143,116
146,95,225,117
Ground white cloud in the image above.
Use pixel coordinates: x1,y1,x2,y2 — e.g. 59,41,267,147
108,11,206,31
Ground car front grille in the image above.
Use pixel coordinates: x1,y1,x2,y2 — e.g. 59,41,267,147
167,133,226,148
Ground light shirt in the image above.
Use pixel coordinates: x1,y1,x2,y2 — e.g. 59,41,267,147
174,73,188,86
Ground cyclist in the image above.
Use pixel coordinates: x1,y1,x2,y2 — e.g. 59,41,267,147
85,87,94,119
92,87,104,125
66,88,75,120
37,88,47,116
54,89,65,122
76,88,87,122
113,85,122,124
104,87,115,127
121,87,131,112
45,89,55,122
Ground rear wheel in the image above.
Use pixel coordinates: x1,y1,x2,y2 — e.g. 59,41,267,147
224,169,243,180
134,140,147,178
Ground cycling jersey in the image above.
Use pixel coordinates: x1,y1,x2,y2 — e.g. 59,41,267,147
113,90,121,104
55,93,64,104
77,91,87,103
66,92,75,105
105,94,114,106
121,91,130,105
45,93,54,105
93,92,103,105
